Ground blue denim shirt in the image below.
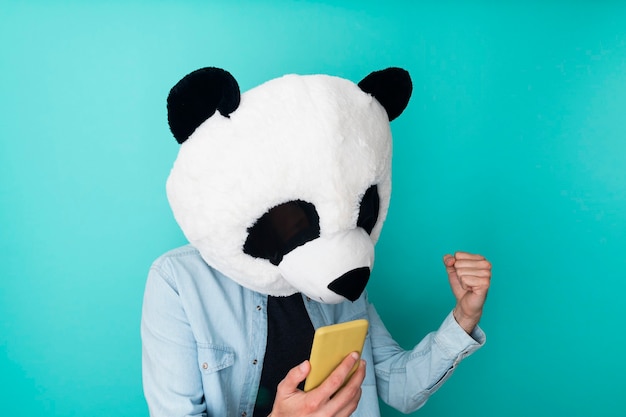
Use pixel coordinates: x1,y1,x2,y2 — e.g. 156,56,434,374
141,245,485,417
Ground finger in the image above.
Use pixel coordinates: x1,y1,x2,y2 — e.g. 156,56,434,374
337,359,366,394
458,275,491,294
314,352,360,399
337,387,362,417
276,360,310,397
454,267,492,279
453,258,492,271
442,254,456,273
454,252,486,261
327,360,366,417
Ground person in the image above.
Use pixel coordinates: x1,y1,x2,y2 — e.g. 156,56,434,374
141,248,491,416
143,66,491,416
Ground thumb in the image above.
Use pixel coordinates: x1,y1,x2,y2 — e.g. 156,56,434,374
443,254,456,274
276,360,310,396
443,254,464,296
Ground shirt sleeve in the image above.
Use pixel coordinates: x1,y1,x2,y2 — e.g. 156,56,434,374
141,264,208,417
368,301,485,414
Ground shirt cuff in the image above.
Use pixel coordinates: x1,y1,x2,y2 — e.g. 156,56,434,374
433,311,486,362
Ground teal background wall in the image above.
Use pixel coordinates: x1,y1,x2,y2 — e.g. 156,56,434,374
1,1,625,416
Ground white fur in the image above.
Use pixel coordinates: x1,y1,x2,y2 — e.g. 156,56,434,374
278,228,375,304
167,73,393,299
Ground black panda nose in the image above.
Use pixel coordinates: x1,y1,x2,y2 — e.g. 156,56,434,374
327,267,370,302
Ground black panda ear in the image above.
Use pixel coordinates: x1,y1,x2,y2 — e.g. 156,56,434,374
167,67,241,144
358,67,412,122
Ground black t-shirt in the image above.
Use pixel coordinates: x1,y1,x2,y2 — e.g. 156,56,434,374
253,293,315,416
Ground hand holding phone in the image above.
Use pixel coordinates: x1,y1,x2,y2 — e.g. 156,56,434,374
270,350,366,417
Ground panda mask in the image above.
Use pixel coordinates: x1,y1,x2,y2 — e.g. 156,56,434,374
166,67,412,304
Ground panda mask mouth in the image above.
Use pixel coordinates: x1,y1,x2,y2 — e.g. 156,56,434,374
277,228,374,304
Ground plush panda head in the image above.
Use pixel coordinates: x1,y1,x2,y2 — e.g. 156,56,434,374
166,67,412,304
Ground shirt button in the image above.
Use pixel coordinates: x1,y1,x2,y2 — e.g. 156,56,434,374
241,412,247,417
256,305,262,311
252,359,258,365
202,363,208,369
306,297,311,302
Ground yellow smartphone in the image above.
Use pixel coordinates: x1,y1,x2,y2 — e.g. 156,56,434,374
303,319,369,392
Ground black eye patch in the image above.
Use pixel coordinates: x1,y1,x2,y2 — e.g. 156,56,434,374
356,185,380,235
244,200,320,265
